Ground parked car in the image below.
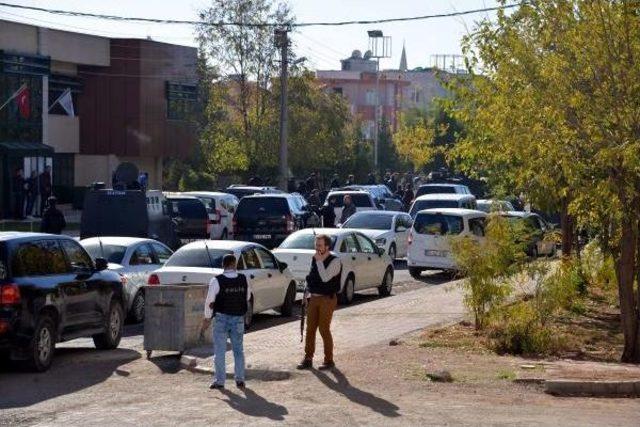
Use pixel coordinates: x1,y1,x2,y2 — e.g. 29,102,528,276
147,240,297,327
322,190,378,226
273,228,394,304
407,208,487,279
341,185,404,211
164,195,209,246
81,188,178,249
224,185,284,200
341,211,413,260
0,232,124,371
414,183,471,198
184,192,239,240
409,194,477,218
80,237,173,323
477,199,516,213
499,211,557,257
233,194,320,248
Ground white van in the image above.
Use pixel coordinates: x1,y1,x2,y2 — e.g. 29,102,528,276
407,208,487,279
183,191,240,239
409,194,477,218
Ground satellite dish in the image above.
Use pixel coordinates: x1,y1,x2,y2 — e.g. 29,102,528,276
114,162,139,187
351,50,362,59
363,50,373,60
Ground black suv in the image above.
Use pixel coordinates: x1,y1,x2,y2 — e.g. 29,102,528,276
224,185,284,200
165,195,209,246
0,233,124,371
233,194,320,248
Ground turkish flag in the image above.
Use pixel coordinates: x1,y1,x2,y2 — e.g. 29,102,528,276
16,86,30,119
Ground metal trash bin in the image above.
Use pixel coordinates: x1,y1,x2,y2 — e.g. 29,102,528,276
143,284,212,359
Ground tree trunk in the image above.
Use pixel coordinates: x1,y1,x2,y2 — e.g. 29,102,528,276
560,198,574,257
616,216,639,363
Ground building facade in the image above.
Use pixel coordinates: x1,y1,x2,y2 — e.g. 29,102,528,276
0,20,197,218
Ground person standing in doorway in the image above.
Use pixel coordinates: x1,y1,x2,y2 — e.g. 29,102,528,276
39,165,52,216
202,254,251,390
297,234,342,370
25,170,37,217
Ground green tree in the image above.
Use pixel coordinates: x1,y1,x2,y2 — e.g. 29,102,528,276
447,0,640,362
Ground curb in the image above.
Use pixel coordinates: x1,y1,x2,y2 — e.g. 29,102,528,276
180,355,213,374
545,379,640,397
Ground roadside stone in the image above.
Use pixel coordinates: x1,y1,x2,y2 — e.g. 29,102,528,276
520,364,537,370
426,370,454,383
389,339,400,346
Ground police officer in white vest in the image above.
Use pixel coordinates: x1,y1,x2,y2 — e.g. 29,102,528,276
202,254,252,390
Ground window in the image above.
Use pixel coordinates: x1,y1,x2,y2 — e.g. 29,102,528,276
355,234,376,254
52,153,74,204
340,234,360,253
166,248,231,268
255,247,276,269
151,243,173,264
415,185,457,197
409,200,460,217
242,249,261,269
413,214,464,236
343,214,392,230
468,218,486,237
365,90,378,106
333,87,343,95
280,233,336,250
83,243,127,264
236,197,290,220
11,240,67,277
166,82,196,121
130,244,155,266
60,240,93,271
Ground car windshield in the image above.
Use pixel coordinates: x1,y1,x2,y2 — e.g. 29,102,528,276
168,199,206,218
410,200,459,217
82,243,127,264
327,193,371,208
342,214,393,230
416,186,456,197
165,248,232,268
279,233,336,250
236,197,289,219
413,213,464,235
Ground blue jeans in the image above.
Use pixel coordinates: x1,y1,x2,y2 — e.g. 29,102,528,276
213,313,245,385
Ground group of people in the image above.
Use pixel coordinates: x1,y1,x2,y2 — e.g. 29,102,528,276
11,166,52,219
202,234,341,389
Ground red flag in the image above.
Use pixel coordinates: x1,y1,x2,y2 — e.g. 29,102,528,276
16,86,30,119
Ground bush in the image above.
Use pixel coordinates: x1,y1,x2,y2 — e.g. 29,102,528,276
579,241,617,302
490,301,559,355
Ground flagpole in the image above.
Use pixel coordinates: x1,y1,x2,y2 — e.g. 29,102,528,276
0,83,27,112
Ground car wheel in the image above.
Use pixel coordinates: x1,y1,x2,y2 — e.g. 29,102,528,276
338,276,355,305
280,282,296,317
388,244,397,260
378,267,393,297
28,314,56,372
221,228,228,240
244,297,254,329
129,291,145,324
409,267,423,280
93,300,124,350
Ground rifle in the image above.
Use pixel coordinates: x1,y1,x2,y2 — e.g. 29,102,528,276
300,283,309,343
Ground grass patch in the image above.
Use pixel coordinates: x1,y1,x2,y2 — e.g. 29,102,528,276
496,369,516,380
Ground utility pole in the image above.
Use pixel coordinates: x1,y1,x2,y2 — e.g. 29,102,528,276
275,28,289,191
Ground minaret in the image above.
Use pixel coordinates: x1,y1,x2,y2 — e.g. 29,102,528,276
399,42,408,72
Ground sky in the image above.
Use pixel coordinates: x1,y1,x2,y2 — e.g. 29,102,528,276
0,0,503,71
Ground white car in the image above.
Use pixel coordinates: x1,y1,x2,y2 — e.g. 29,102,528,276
183,191,239,240
147,240,297,327
414,183,471,198
409,194,477,218
477,199,515,213
272,228,394,304
322,190,378,226
80,237,174,323
341,211,413,260
407,208,487,279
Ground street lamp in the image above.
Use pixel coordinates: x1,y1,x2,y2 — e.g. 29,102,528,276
367,30,392,171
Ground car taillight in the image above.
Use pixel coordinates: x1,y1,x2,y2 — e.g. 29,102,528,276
0,284,21,305
408,232,413,245
284,214,295,232
148,274,160,286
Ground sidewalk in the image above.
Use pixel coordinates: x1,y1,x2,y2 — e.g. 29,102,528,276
185,278,467,371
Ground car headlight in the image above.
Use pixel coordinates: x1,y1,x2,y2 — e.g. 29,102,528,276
375,238,387,247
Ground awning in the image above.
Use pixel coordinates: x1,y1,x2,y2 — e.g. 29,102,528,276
0,142,54,157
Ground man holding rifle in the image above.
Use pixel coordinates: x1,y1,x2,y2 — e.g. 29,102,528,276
297,234,342,370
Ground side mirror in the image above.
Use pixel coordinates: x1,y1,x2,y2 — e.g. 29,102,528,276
95,257,108,271
278,261,288,273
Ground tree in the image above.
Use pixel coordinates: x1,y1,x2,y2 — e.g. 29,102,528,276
392,108,437,171
447,0,640,362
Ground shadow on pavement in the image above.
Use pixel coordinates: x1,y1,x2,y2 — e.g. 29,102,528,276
414,271,456,286
0,347,140,409
312,368,400,418
217,387,289,420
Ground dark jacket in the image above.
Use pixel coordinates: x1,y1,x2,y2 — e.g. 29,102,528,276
320,204,336,227
306,255,341,296
40,207,66,234
340,203,356,224
213,273,248,316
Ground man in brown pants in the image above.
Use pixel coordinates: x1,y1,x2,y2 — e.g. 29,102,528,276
297,234,342,370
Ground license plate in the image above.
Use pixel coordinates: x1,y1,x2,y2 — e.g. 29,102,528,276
254,234,271,240
425,250,446,257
